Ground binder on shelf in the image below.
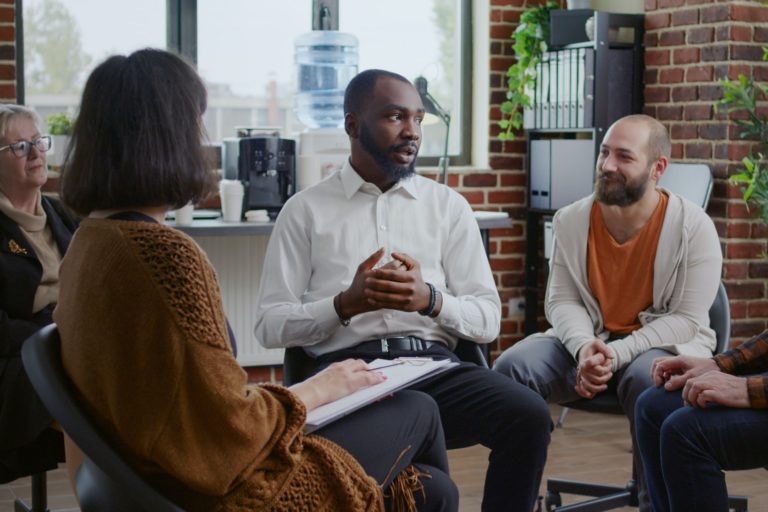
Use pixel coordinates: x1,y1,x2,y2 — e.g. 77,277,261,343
523,48,594,130
529,139,551,209
528,138,594,211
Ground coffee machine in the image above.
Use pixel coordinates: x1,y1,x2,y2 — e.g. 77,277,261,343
238,137,296,219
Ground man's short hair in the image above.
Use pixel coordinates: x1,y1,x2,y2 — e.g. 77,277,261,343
620,114,671,165
343,69,411,116
61,48,214,215
0,104,40,141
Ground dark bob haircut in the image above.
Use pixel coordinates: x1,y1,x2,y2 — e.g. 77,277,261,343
61,48,214,215
343,69,410,116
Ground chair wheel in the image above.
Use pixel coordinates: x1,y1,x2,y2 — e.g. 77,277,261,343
545,490,561,511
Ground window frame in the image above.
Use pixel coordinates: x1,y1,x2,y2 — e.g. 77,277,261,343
16,0,473,167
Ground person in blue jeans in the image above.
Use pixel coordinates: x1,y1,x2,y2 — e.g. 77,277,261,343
634,329,768,512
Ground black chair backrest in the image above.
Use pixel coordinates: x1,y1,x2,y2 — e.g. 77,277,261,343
710,282,731,354
282,338,488,386
20,324,183,512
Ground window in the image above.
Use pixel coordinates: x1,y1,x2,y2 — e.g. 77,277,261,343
19,0,472,166
20,0,166,132
192,0,472,165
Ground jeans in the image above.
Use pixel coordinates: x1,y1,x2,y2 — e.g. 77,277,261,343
635,385,768,512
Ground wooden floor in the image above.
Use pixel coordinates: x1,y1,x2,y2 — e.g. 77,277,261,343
449,405,768,511
2,405,766,512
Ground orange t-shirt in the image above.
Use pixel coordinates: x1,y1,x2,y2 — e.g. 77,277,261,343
587,191,668,335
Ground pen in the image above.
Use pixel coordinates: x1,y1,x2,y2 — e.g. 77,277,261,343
367,361,404,371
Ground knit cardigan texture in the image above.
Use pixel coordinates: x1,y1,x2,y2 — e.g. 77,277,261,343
53,218,383,511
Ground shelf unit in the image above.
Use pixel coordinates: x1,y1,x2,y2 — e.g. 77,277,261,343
523,10,645,335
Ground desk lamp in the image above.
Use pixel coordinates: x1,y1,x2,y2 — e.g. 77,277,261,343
414,76,451,185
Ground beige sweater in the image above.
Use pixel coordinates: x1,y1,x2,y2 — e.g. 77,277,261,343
544,188,723,371
54,218,382,511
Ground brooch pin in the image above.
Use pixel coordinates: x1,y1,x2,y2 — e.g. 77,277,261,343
8,240,27,255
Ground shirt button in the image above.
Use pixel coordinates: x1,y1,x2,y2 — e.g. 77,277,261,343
380,225,387,231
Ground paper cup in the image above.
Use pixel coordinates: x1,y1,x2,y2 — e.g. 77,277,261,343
174,203,194,225
219,180,244,222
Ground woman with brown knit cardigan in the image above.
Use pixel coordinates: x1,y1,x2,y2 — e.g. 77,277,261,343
53,48,457,512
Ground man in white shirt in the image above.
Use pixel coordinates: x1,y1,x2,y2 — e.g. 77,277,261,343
256,69,551,511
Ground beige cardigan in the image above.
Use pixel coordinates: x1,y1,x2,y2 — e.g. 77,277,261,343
54,218,382,511
544,189,723,371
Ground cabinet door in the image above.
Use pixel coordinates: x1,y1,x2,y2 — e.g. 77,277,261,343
550,139,595,209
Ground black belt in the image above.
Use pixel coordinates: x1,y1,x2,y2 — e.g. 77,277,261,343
355,336,441,354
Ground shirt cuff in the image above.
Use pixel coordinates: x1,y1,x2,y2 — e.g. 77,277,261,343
713,353,734,373
305,295,342,333
434,292,460,328
747,376,768,408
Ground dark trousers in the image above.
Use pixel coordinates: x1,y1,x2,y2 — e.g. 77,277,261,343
494,335,672,511
316,344,552,512
635,385,768,512
318,390,458,512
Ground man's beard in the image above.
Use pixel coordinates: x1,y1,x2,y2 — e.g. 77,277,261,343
595,168,650,206
359,124,417,182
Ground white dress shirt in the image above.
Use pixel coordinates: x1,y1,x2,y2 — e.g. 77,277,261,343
254,160,501,357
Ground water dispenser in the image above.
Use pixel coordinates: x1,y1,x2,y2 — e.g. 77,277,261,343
294,30,358,129
294,30,358,190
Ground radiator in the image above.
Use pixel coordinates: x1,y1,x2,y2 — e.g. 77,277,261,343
194,235,283,366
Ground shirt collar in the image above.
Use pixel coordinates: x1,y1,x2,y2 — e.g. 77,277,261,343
340,159,419,200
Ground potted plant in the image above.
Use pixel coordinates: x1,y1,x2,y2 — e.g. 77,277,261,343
498,1,560,141
717,48,768,224
46,112,73,167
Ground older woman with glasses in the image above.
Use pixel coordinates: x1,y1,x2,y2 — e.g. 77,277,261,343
0,104,78,483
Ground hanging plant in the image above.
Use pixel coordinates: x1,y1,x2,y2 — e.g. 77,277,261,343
498,1,560,141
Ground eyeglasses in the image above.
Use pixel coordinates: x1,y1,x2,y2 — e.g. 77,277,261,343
0,136,52,157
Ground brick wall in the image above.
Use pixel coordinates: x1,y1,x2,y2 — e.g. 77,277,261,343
485,0,768,354
644,0,768,344
485,0,567,359
0,0,14,102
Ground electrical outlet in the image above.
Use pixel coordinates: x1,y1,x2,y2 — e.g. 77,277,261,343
507,298,525,319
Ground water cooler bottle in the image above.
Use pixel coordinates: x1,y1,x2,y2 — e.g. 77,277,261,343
294,30,358,190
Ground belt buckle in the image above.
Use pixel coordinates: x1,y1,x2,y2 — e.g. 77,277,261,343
381,338,389,352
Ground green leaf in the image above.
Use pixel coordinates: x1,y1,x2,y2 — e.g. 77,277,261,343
496,2,560,141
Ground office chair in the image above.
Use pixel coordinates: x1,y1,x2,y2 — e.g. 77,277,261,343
20,324,184,512
12,472,48,512
544,283,748,512
657,163,713,208
2,371,64,512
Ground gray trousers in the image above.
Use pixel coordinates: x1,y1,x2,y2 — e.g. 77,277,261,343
493,334,672,512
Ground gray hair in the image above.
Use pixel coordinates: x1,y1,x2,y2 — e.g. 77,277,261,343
0,104,41,140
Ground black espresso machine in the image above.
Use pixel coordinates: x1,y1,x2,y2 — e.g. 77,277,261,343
237,137,296,219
